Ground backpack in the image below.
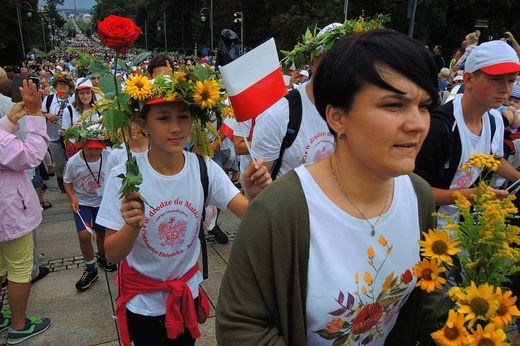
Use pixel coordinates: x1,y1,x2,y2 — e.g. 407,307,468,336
196,154,209,280
45,94,54,113
271,89,302,179
432,101,496,189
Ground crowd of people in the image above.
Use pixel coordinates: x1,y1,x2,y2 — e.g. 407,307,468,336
2,18,520,346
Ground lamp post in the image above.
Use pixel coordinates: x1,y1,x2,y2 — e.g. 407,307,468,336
39,9,47,53
156,12,167,52
234,11,244,55
200,2,213,54
14,0,33,59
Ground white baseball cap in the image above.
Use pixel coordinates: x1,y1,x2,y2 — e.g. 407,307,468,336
465,40,520,75
75,78,93,90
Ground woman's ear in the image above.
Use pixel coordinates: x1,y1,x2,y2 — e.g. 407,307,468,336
325,105,345,135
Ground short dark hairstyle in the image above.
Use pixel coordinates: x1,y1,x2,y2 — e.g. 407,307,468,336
146,54,175,77
314,29,439,136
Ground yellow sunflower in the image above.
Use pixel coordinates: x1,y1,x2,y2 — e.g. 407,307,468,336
413,258,446,293
193,79,220,109
489,287,520,328
124,75,152,101
456,282,499,329
221,106,235,118
419,229,461,266
465,323,508,346
431,310,468,346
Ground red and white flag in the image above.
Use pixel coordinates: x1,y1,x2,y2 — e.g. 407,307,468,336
77,211,94,235
220,116,237,139
219,38,287,122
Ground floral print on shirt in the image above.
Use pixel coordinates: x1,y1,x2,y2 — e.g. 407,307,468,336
314,235,413,345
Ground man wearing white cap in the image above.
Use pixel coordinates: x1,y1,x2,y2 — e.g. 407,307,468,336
415,40,520,226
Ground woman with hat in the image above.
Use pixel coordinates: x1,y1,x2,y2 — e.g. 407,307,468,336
95,66,271,345
62,78,100,158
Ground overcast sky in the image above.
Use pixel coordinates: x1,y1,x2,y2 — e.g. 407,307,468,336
41,0,96,10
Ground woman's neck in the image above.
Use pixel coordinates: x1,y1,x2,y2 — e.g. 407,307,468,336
129,137,149,153
147,150,185,175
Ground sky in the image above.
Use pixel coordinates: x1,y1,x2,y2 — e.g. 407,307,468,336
41,0,96,10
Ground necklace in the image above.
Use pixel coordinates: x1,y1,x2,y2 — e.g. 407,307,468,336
330,158,392,237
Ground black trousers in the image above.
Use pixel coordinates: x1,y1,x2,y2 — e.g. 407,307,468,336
126,309,196,346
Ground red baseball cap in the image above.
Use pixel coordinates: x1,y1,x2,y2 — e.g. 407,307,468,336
83,140,106,149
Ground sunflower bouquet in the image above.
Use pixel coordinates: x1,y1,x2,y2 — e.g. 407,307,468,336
413,153,520,345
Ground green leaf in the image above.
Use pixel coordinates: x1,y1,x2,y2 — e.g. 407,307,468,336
99,74,117,94
313,329,344,340
433,296,455,325
117,59,129,72
132,51,151,66
88,59,108,74
104,91,116,100
116,93,131,104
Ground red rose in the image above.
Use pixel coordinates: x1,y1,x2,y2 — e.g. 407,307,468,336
97,15,141,54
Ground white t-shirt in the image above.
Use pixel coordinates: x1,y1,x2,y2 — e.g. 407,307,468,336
42,93,72,141
233,119,253,174
63,150,110,206
61,106,100,130
96,151,239,316
296,166,420,345
251,83,334,179
438,94,504,226
104,144,147,178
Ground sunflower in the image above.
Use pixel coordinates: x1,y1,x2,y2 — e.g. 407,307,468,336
193,79,220,109
413,259,446,293
489,287,520,328
124,75,152,101
456,282,499,329
431,310,468,346
419,229,461,266
465,323,508,346
221,106,234,118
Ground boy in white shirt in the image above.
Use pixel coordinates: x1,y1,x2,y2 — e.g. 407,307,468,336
63,139,117,290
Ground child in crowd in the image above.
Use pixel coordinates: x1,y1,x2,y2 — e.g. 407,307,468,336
63,135,116,291
96,66,271,345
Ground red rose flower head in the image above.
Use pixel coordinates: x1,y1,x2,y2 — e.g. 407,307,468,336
97,15,141,54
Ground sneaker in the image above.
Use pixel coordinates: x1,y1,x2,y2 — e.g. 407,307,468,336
75,269,98,290
97,256,117,272
0,310,11,333
31,267,50,285
208,225,229,244
7,316,50,345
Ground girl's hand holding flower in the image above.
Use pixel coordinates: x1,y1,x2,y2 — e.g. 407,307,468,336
121,191,145,230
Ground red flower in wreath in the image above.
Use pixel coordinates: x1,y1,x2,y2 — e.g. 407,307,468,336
351,303,383,335
97,15,141,54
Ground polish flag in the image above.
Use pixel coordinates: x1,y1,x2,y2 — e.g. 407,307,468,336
220,116,237,140
77,212,94,234
219,38,287,122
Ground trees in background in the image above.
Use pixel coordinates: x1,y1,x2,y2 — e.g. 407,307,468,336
2,0,519,65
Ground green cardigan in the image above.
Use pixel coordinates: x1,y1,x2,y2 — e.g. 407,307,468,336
216,170,437,346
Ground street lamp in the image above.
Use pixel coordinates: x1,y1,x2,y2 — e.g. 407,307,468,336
200,1,213,54
234,11,244,55
14,0,33,59
156,12,167,52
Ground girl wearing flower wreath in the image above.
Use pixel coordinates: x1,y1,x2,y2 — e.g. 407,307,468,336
95,67,272,345
217,29,440,346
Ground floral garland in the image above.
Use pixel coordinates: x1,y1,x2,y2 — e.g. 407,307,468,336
280,14,390,71
50,72,75,89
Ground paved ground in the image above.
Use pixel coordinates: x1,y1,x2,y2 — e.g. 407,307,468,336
0,175,239,346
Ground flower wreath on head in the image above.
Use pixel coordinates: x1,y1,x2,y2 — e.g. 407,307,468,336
50,72,75,89
121,63,234,157
280,14,390,71
63,121,112,148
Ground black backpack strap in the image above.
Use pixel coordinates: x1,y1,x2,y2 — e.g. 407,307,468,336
487,111,496,151
196,154,209,280
271,89,302,180
67,105,73,124
45,94,54,113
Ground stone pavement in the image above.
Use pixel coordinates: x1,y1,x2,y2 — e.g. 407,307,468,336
1,175,239,346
